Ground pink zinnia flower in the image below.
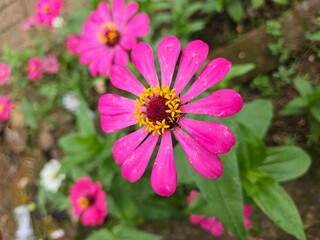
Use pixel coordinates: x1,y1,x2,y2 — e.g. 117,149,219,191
21,16,37,31
65,34,81,54
36,0,62,27
98,36,243,196
0,63,11,84
42,55,60,74
0,96,13,122
69,177,107,227
78,0,150,76
27,57,43,81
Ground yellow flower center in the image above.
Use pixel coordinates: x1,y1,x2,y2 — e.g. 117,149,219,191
98,23,120,47
134,85,182,135
77,196,89,210
42,4,51,14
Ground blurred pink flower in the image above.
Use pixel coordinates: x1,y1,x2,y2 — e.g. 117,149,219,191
98,36,243,197
65,34,81,54
27,57,43,81
42,55,60,74
69,177,107,226
0,63,11,84
21,16,37,31
243,204,252,229
36,0,62,27
187,190,253,238
78,0,150,76
0,96,13,122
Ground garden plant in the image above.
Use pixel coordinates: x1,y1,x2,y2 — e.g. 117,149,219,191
0,0,319,239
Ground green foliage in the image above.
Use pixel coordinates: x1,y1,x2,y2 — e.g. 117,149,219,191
273,64,296,86
232,99,273,138
87,225,161,240
250,75,277,97
233,100,309,239
260,146,311,182
248,181,305,240
266,20,282,37
225,0,244,23
281,76,320,142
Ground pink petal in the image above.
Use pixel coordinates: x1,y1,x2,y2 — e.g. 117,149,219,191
157,36,181,87
244,217,252,229
200,218,215,231
99,49,115,76
98,94,135,116
120,34,137,50
178,117,235,154
97,2,111,22
151,131,177,197
110,65,144,96
210,219,224,237
100,113,136,133
112,0,124,27
79,47,104,65
181,89,243,118
187,190,199,204
243,205,252,217
190,215,206,225
114,46,129,66
121,2,138,27
112,127,148,164
131,42,159,87
124,13,150,37
89,59,100,77
173,127,223,178
180,58,232,103
121,134,159,182
173,40,209,95
81,208,105,226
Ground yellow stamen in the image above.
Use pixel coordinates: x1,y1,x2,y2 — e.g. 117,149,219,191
134,85,182,135
77,196,89,210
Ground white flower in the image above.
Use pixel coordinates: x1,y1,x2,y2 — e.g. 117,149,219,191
40,159,65,193
62,91,80,113
52,16,64,28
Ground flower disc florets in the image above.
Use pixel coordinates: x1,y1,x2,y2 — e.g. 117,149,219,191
99,23,120,47
134,85,182,135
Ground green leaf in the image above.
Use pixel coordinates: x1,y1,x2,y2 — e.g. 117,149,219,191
225,0,244,23
86,229,115,240
223,63,255,82
76,99,95,135
108,175,138,220
194,153,246,239
20,97,38,129
233,99,273,138
236,124,267,175
272,0,288,4
113,225,161,240
293,77,313,96
59,133,89,153
306,31,320,42
248,180,306,240
280,97,309,116
251,0,265,8
310,106,320,122
139,198,177,220
174,144,195,184
260,146,311,182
